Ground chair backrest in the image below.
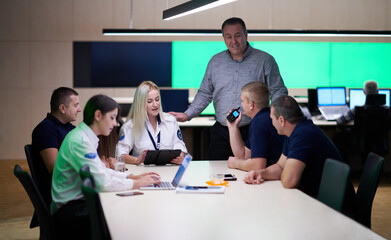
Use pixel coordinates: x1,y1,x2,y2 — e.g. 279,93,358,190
24,144,52,208
79,164,96,189
317,158,350,212
81,177,111,240
24,144,38,182
355,106,390,157
365,94,386,106
24,144,41,228
355,152,385,228
13,164,56,240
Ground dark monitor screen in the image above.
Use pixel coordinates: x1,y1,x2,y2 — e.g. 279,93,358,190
119,103,132,117
160,89,189,113
74,42,172,87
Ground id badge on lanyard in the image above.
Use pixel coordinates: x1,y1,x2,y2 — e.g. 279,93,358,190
147,128,160,150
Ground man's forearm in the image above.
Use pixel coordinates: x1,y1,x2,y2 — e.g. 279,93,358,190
228,127,245,159
261,163,283,180
236,158,266,171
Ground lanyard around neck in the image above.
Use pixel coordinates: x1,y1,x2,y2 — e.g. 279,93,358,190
146,127,160,150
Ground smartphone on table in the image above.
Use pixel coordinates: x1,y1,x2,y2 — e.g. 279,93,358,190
116,191,144,197
224,174,237,181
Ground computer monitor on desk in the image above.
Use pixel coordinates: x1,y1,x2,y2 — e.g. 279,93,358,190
307,88,318,114
316,87,349,121
119,103,131,118
160,89,189,112
349,88,390,109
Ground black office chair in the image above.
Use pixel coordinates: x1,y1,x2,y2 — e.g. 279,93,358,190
13,164,57,240
24,145,38,183
365,94,386,106
24,144,41,228
80,165,111,240
355,152,384,228
317,158,350,212
354,106,390,163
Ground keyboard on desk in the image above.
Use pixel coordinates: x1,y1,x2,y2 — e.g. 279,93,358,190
319,105,349,121
154,182,174,189
139,181,176,190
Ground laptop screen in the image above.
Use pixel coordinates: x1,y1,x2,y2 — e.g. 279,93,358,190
172,155,191,186
317,87,346,106
349,88,391,109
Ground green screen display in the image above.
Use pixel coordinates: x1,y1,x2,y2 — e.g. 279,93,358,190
252,42,331,88
330,42,391,88
172,41,391,115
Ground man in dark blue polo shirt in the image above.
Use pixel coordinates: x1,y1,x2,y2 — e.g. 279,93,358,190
227,82,284,171
244,95,356,217
31,87,81,210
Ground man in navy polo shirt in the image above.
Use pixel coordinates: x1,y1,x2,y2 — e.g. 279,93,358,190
244,95,356,217
31,87,81,209
226,82,284,171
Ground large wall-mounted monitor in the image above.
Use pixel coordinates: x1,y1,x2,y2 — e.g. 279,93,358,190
74,41,391,116
74,42,172,87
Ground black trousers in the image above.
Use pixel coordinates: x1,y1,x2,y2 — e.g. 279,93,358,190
208,122,249,160
53,199,91,240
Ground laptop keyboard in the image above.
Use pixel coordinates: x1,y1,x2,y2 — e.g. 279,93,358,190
153,182,173,189
321,106,349,115
319,105,349,120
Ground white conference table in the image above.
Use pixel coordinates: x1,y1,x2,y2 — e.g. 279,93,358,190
100,161,385,240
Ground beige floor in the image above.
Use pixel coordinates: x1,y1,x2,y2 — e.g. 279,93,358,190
1,160,391,240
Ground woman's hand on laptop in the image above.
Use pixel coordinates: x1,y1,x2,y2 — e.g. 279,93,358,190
130,172,161,189
128,172,160,180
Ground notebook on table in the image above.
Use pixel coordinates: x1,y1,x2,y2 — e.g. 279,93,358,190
317,87,349,121
139,154,192,190
144,149,182,165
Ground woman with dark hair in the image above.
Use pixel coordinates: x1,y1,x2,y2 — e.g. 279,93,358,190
51,94,160,239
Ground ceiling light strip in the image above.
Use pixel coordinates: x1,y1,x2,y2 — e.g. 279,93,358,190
163,0,237,21
102,29,391,37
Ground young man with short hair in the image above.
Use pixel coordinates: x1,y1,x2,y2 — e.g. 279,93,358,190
227,82,284,171
31,87,81,208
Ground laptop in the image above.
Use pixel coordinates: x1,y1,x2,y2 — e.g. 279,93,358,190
349,88,390,109
317,87,349,121
300,106,312,120
139,154,192,190
144,149,182,165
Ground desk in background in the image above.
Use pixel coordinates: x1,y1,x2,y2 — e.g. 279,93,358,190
179,117,216,160
100,161,385,240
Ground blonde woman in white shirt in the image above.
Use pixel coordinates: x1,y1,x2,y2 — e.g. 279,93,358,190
117,81,188,165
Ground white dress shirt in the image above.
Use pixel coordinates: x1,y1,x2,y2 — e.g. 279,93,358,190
51,122,134,213
117,113,187,157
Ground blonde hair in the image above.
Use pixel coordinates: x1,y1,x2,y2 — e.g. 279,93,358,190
127,81,164,140
242,81,270,109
